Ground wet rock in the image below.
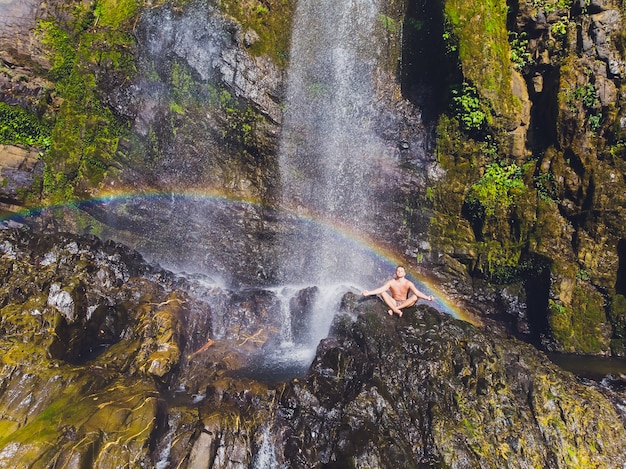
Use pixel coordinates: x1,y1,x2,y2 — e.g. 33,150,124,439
271,301,626,467
0,144,44,206
0,229,624,467
290,286,319,344
130,1,282,125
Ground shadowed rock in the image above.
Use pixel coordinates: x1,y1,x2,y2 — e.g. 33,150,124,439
0,229,624,468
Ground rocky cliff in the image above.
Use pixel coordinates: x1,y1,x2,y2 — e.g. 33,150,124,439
0,0,625,361
0,228,624,467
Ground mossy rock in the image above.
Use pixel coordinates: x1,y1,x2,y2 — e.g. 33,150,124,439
608,294,626,356
217,0,294,67
549,281,610,353
443,0,520,128
0,375,158,468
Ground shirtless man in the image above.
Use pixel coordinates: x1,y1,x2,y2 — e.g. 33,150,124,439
362,265,434,317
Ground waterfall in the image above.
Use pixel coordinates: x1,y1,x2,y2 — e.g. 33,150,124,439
278,0,387,287
252,426,279,469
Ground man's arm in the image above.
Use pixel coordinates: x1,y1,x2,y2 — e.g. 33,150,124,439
409,281,434,301
362,281,391,296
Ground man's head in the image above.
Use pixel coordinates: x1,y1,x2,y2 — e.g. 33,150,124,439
395,265,406,278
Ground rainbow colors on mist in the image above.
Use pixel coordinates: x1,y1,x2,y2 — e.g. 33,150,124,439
1,188,479,324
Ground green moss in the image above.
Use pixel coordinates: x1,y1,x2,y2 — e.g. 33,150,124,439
94,0,139,29
549,285,609,353
443,0,518,125
432,113,542,281
0,375,157,464
608,294,626,355
378,14,398,34
217,0,294,67
467,161,525,217
0,103,52,149
36,6,136,203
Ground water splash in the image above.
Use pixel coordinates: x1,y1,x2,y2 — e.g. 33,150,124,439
258,283,361,378
253,426,282,469
0,191,475,322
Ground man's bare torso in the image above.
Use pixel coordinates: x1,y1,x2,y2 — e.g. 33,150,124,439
388,278,412,301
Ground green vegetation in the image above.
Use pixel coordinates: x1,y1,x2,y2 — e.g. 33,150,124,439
0,103,52,148
566,82,602,129
378,14,398,34
450,83,488,133
509,32,532,70
219,89,260,147
608,294,626,355
158,56,262,151
35,0,138,203
443,0,517,123
549,286,609,353
530,0,574,13
572,83,600,109
216,0,293,66
588,113,602,130
535,171,557,202
93,0,139,29
467,162,525,217
551,19,569,40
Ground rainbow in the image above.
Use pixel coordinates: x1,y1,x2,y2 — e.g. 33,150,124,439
1,188,479,324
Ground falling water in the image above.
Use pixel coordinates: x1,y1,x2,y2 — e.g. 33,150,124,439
278,0,387,286
252,426,279,469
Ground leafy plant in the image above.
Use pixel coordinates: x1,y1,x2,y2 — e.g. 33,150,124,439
467,162,525,216
588,113,602,130
509,32,533,70
378,14,397,34
535,171,557,201
574,83,600,109
576,269,590,281
566,82,602,129
551,19,569,39
531,0,574,13
450,83,487,133
442,30,458,54
0,103,52,148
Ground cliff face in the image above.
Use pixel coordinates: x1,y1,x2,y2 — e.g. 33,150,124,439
421,0,626,355
0,228,624,468
1,0,626,352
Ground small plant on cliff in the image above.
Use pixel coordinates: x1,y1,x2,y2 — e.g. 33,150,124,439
531,0,574,13
535,171,557,201
509,32,533,70
588,113,602,131
551,19,570,40
0,103,51,148
450,83,487,133
378,14,397,34
574,83,600,109
567,82,602,129
467,161,525,217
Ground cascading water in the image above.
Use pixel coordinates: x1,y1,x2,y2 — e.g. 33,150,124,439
278,0,387,286
8,0,423,378
270,0,398,361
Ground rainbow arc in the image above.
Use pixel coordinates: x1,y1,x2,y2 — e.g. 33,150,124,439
1,188,479,324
